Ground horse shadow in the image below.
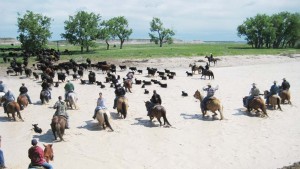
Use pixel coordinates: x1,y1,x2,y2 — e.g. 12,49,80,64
33,129,55,143
77,120,103,131
0,116,17,122
180,112,219,121
110,112,124,120
233,108,259,117
131,117,157,128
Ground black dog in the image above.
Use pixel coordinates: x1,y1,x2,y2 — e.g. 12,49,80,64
182,91,188,97
32,124,42,134
144,89,149,94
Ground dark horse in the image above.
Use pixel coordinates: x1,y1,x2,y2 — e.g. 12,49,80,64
199,66,214,79
145,101,171,126
40,90,50,104
51,116,67,141
0,97,23,121
205,56,220,66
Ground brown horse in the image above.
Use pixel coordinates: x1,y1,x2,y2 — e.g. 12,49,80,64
193,90,224,120
189,64,201,74
117,96,128,119
264,90,282,111
0,97,23,121
243,96,268,117
123,79,132,93
43,144,54,163
51,116,67,141
199,66,214,79
145,101,171,126
17,95,28,110
279,90,291,104
96,109,114,131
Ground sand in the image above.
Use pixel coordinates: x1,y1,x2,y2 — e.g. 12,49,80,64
0,54,300,169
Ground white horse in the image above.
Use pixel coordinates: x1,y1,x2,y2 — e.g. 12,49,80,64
66,92,78,109
96,109,114,131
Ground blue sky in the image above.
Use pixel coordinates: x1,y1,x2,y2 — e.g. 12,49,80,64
0,0,299,41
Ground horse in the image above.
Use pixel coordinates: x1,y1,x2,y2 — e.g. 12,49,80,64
199,66,214,79
189,64,201,74
193,90,224,120
144,101,171,126
123,79,132,93
264,90,282,111
243,96,268,117
117,96,128,119
205,56,220,66
65,92,78,109
95,109,114,131
40,90,50,104
279,90,291,104
43,144,54,163
17,95,28,110
51,116,67,141
0,97,23,121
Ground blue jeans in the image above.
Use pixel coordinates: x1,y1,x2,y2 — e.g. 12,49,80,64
245,96,254,107
0,149,5,168
29,162,52,169
201,96,211,111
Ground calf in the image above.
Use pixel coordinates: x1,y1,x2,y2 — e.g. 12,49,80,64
143,80,152,85
57,72,66,82
144,89,149,94
159,82,167,88
25,68,32,77
129,67,137,72
54,82,59,87
137,70,143,74
186,71,193,76
32,124,42,134
135,78,142,85
119,65,127,70
73,74,80,80
160,76,167,80
33,72,39,80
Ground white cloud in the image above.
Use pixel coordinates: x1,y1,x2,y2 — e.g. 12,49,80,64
0,0,299,41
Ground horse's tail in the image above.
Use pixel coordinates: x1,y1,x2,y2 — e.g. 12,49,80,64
122,102,127,119
261,103,268,117
104,113,114,131
162,111,171,126
277,97,282,111
55,122,63,141
219,105,224,120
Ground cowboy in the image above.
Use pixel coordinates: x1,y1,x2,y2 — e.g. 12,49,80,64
3,89,15,113
113,84,126,109
53,96,70,129
205,62,209,70
19,83,32,104
266,81,279,104
0,136,6,168
201,83,218,112
41,79,51,99
28,139,53,169
92,92,107,119
150,90,162,105
245,83,260,107
64,80,74,101
281,78,290,91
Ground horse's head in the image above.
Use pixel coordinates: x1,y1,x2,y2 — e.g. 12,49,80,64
144,101,153,112
193,90,202,100
43,144,54,162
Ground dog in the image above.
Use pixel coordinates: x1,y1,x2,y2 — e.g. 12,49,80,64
182,91,188,97
186,71,193,76
144,89,149,94
32,124,42,134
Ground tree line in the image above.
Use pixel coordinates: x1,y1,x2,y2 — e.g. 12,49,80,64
237,12,300,49
17,10,175,53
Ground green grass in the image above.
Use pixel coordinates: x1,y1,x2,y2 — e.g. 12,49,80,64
1,42,299,63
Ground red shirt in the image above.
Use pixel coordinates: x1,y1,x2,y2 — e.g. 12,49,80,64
28,146,45,165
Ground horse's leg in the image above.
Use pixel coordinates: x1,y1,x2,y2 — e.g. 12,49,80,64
157,117,162,126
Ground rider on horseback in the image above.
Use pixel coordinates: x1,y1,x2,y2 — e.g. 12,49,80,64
265,81,279,105
92,92,107,119
3,89,15,114
150,90,162,105
53,96,70,129
28,139,53,169
201,83,218,112
19,83,32,104
281,78,290,91
245,83,260,107
64,80,74,101
41,79,51,99
205,62,209,70
113,84,126,109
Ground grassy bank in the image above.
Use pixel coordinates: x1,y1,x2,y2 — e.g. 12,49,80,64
1,42,300,63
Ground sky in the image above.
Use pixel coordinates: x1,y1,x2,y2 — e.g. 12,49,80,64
0,0,299,41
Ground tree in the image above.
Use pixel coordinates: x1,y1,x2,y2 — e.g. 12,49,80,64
149,17,175,47
98,21,113,50
17,10,52,52
106,16,132,49
61,11,101,53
